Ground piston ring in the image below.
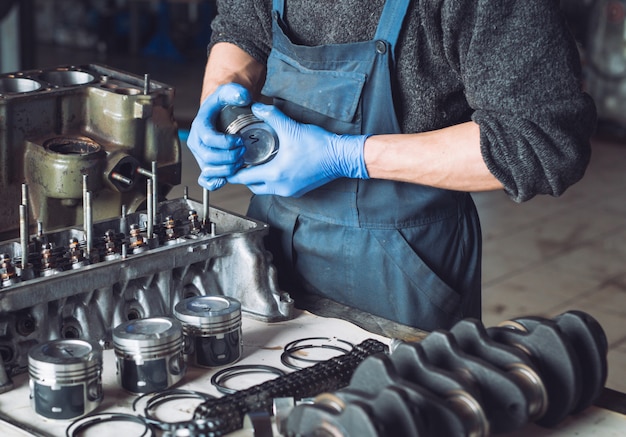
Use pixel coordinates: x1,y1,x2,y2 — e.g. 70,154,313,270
66,413,153,437
132,388,215,423
283,336,354,353
210,364,286,395
280,344,354,370
280,337,354,370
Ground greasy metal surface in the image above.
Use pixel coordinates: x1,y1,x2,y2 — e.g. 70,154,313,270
0,197,294,378
0,64,181,240
0,64,293,387
283,312,608,437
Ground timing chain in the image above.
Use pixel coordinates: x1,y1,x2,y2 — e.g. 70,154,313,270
162,338,387,437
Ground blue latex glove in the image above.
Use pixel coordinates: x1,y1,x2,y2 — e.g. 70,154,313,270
187,83,251,191
227,103,370,197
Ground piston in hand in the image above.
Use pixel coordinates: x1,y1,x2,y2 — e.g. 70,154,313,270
217,105,279,167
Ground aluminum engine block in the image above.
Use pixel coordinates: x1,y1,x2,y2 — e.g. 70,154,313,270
0,65,294,381
0,196,294,378
0,63,181,240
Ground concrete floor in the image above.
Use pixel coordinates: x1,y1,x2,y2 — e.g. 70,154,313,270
35,42,626,395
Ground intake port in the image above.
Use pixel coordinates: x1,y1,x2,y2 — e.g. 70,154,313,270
127,308,142,321
124,300,145,321
0,344,14,364
15,313,37,337
62,322,82,339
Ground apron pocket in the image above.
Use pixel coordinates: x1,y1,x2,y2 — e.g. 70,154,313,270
367,227,462,326
291,217,463,330
262,50,366,123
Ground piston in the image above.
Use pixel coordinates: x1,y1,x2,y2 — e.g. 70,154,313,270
174,295,243,368
113,317,186,394
218,105,279,166
28,339,103,421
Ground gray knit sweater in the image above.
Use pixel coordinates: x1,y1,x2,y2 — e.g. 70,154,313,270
210,0,596,202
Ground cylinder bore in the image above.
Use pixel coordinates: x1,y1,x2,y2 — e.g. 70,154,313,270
0,77,42,94
40,70,95,87
25,135,106,199
45,137,102,156
100,79,142,95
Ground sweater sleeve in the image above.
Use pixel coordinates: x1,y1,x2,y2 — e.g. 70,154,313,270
209,0,273,65
438,0,596,202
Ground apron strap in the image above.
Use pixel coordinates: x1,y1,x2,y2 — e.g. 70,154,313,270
273,0,285,18
273,0,411,48
374,0,412,66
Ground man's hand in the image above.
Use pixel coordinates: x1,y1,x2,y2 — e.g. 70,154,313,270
228,103,369,197
187,83,251,191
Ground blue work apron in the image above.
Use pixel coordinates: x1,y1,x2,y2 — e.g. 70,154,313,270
248,0,482,330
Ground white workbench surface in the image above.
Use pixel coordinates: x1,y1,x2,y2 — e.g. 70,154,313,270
0,310,624,436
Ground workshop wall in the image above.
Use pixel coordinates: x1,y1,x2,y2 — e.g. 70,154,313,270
35,0,150,54
34,0,214,58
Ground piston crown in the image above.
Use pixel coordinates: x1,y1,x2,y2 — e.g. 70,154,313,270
174,295,243,367
113,317,183,352
174,295,241,325
29,339,101,366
